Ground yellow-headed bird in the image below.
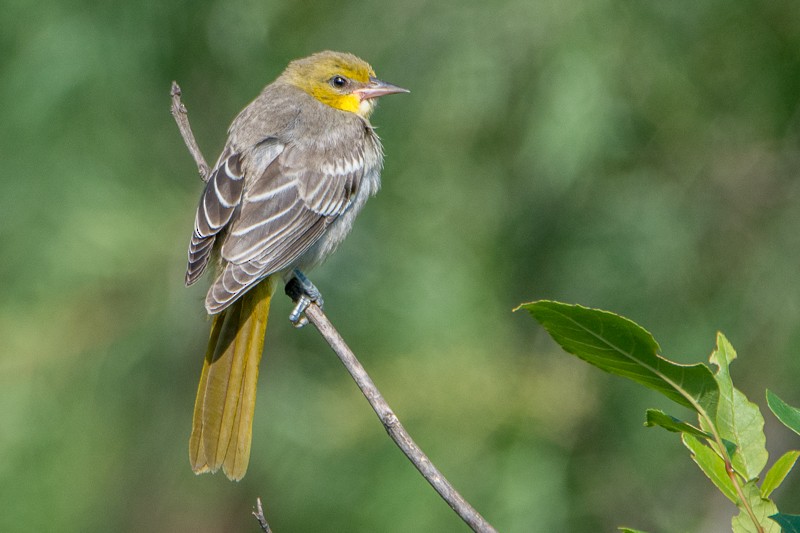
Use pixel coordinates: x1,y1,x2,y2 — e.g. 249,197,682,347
185,51,408,480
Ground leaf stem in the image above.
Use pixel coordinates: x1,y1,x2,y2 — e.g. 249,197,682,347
657,369,763,532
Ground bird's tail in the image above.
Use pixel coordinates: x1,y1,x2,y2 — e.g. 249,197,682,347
189,276,275,481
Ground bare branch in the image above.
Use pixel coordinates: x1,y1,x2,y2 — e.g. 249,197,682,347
252,498,272,533
170,81,210,182
303,304,498,533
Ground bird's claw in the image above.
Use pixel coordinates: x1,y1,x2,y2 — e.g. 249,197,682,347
289,295,311,328
285,270,323,328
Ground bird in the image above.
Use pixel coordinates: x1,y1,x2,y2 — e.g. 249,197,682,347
184,51,408,481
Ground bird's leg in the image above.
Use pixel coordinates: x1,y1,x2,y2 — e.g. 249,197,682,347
285,269,324,328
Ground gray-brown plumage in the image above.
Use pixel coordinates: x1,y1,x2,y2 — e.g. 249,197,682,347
185,51,407,480
186,76,385,313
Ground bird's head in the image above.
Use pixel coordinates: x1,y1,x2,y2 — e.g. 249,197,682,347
281,51,408,119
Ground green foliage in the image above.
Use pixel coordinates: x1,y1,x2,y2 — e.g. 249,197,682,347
762,451,800,499
767,390,800,437
644,409,711,441
682,433,738,504
769,513,800,533
730,481,779,533
709,333,767,481
518,301,718,413
523,300,800,533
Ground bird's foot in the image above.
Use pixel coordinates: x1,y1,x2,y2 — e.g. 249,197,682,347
285,270,324,328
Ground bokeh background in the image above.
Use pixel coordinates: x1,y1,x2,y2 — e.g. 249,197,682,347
2,0,800,531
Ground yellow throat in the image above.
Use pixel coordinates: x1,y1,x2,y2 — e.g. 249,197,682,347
281,51,379,118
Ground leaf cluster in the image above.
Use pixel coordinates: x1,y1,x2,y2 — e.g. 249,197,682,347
520,301,800,533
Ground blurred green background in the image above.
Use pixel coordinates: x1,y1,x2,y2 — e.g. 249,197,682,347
2,0,800,531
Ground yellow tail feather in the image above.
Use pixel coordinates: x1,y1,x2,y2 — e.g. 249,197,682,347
189,277,275,481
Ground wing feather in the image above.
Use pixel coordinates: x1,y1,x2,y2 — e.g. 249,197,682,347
185,151,245,286
204,143,368,313
185,141,284,287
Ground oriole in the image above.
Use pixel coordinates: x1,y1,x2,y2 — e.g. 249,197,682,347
184,51,408,480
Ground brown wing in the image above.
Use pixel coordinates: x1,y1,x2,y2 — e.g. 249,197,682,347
205,143,366,313
185,149,246,286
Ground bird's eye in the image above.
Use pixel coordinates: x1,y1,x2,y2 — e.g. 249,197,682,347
330,75,348,89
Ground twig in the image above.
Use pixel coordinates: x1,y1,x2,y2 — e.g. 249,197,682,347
170,81,210,182
304,304,498,533
252,498,272,533
171,82,497,533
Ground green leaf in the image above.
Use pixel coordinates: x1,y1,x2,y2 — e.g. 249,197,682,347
761,450,800,498
709,333,767,481
619,528,650,533
520,301,719,414
645,409,738,457
731,480,780,533
682,434,738,504
767,389,800,436
769,513,800,532
644,409,710,439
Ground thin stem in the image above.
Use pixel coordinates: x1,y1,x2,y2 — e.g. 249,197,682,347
672,385,763,531
716,430,764,532
304,304,498,533
670,381,763,531
252,498,272,533
170,81,210,182
677,392,763,532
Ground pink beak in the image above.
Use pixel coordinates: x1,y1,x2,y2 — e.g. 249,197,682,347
355,77,410,100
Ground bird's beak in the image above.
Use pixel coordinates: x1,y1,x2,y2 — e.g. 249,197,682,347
355,77,410,100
